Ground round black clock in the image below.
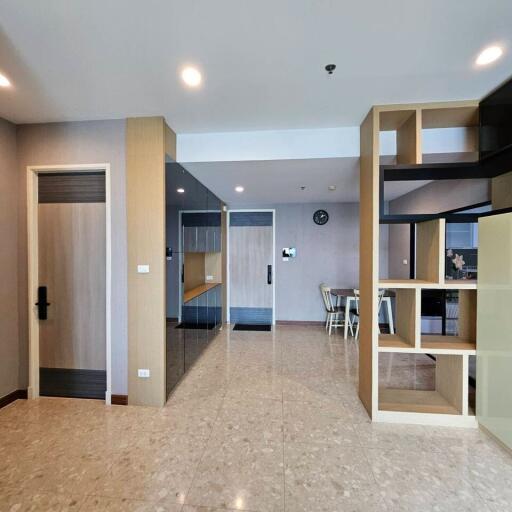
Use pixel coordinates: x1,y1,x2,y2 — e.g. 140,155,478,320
313,209,329,225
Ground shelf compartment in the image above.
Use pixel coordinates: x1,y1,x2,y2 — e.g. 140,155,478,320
421,105,479,130
379,279,437,289
379,108,421,165
421,335,476,354
443,280,477,289
379,334,414,350
378,353,468,415
416,219,445,284
379,389,460,415
380,279,477,290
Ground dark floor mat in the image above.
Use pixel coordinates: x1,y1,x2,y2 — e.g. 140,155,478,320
175,323,216,330
233,324,272,331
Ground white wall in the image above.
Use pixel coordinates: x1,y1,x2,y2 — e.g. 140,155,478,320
16,120,128,395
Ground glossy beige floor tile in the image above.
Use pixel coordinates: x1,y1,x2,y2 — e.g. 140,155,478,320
1,325,510,512
79,495,183,511
210,396,283,445
284,442,382,512
186,438,284,511
0,488,83,511
283,400,359,446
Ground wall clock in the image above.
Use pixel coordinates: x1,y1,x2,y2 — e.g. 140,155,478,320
313,209,329,225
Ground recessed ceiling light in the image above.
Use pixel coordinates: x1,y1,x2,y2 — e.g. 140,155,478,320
0,73,11,87
181,67,202,87
328,185,336,191
476,46,503,66
177,188,185,193
235,186,244,193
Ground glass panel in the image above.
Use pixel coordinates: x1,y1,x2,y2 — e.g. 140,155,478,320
477,213,512,449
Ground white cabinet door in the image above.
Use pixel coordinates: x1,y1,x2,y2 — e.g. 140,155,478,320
477,212,512,450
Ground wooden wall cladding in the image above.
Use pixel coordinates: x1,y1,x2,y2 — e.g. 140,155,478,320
38,172,105,203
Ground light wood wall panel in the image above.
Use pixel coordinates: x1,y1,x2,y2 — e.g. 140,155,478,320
396,109,421,165
205,252,222,283
436,354,464,414
395,288,419,347
416,219,444,283
38,203,106,370
184,253,205,291
458,290,477,341
359,108,379,417
126,117,175,407
492,171,512,210
229,226,273,308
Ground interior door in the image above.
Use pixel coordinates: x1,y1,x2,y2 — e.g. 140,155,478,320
229,211,273,325
37,172,106,399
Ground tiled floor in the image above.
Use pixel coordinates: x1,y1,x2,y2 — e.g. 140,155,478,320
1,325,511,511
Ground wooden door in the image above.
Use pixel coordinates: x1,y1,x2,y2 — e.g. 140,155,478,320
229,211,273,325
38,173,106,398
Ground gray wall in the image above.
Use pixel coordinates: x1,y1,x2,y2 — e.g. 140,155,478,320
228,202,388,322
0,118,20,398
16,120,128,395
388,179,490,279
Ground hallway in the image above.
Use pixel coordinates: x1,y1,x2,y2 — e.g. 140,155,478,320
0,325,510,511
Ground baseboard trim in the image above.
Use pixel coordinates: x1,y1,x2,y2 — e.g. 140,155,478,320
111,394,128,405
479,424,512,457
276,320,324,326
0,389,28,410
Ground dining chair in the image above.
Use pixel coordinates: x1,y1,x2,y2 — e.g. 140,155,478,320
351,289,360,339
352,289,386,339
319,284,347,335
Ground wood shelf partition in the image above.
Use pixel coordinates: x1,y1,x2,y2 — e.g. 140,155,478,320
359,101,479,427
379,389,460,415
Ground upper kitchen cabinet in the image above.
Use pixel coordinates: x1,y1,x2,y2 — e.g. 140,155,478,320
207,189,222,253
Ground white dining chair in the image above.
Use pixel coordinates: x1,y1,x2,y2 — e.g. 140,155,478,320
351,289,385,339
351,289,360,339
320,284,349,335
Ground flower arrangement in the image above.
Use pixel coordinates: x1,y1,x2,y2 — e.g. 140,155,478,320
446,249,467,280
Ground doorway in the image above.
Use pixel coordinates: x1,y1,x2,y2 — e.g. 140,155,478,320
27,165,112,402
227,210,275,328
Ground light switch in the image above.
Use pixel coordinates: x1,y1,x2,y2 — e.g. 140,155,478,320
138,369,150,378
137,264,150,274
402,259,408,265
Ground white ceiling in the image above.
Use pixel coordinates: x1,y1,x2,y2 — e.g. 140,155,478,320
184,158,429,205
1,0,511,131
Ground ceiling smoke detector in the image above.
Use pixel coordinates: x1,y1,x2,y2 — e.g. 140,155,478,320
325,64,336,75
328,185,336,191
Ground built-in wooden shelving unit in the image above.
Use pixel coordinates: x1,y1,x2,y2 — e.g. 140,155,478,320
359,100,480,427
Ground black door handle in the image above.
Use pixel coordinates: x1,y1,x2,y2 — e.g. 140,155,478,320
267,265,272,285
35,286,51,320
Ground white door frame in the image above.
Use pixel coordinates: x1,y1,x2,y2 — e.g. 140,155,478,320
27,164,113,404
226,209,276,325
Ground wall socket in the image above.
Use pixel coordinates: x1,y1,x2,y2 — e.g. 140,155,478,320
137,264,150,274
137,369,150,378
206,275,214,281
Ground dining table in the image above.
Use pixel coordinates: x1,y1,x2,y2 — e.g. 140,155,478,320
330,288,395,340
